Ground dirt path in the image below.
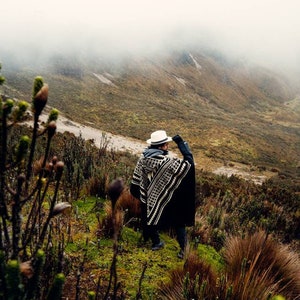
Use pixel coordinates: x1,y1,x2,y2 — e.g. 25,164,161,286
26,112,268,184
36,113,148,155
213,165,268,185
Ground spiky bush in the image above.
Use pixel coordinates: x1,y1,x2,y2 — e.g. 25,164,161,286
224,231,300,299
194,171,300,250
0,75,67,299
159,252,219,299
158,231,300,299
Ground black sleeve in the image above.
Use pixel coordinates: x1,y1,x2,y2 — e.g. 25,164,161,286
177,140,194,165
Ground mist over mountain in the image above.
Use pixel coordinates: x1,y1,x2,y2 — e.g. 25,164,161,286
1,0,300,74
1,43,300,175
1,1,300,176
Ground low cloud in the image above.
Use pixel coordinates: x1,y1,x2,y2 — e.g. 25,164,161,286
1,0,300,73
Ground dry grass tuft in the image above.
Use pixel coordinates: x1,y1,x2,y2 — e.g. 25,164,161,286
96,181,141,238
115,188,141,218
158,231,300,299
224,230,300,299
158,251,218,299
96,201,124,238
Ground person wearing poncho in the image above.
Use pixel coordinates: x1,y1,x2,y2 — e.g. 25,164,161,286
130,130,195,258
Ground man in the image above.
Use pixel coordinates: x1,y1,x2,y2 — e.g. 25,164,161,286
130,130,195,258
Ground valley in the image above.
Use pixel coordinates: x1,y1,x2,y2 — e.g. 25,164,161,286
26,109,277,185
3,49,300,178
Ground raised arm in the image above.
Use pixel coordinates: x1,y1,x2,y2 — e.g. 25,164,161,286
172,135,194,165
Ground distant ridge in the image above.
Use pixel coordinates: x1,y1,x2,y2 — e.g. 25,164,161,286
2,48,300,174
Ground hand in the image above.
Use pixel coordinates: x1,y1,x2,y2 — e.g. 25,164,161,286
172,135,183,144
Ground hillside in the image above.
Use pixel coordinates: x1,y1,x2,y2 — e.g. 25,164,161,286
2,49,300,174
1,58,300,299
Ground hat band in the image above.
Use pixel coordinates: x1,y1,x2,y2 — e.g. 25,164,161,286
151,137,168,145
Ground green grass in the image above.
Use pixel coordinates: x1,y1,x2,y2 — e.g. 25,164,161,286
196,244,224,272
63,197,224,299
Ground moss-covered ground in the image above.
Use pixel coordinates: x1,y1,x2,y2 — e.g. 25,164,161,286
63,196,223,299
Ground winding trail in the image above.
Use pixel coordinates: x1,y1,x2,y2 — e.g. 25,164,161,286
37,113,148,155
26,112,268,184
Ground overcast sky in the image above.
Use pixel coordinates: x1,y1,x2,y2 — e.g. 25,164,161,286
1,0,300,72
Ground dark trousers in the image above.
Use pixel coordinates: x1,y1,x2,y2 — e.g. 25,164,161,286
143,224,186,249
141,203,161,246
141,204,187,249
143,225,160,246
175,226,187,250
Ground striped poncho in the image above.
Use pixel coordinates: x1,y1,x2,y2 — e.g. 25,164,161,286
131,150,194,226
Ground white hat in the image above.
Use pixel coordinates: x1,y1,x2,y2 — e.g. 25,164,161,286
146,130,172,145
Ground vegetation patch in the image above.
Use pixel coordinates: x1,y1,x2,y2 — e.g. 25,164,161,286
1,66,299,299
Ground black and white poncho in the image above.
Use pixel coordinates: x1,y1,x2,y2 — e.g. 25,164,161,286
131,149,195,226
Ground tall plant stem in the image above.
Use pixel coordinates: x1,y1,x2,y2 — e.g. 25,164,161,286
25,113,39,192
11,176,24,259
0,109,10,247
36,173,61,254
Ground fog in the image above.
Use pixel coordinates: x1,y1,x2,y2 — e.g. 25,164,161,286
1,0,300,73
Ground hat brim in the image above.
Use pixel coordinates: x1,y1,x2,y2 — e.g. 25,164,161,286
146,136,173,145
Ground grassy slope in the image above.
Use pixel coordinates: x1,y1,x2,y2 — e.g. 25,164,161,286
63,197,223,299
1,55,299,298
3,50,300,173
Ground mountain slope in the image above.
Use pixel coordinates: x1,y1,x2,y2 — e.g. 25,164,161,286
2,49,300,173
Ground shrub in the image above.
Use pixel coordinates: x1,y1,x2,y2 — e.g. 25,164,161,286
158,251,218,299
158,231,300,299
0,76,67,299
223,231,300,299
